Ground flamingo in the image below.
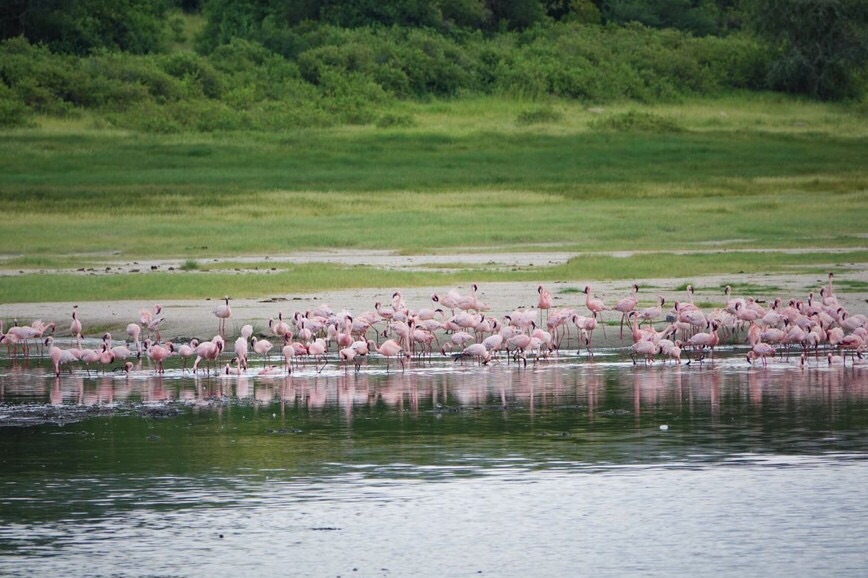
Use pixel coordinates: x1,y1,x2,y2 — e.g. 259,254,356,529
583,286,609,337
234,336,250,370
213,296,231,336
367,338,405,372
837,333,865,365
637,296,665,328
70,307,83,346
102,333,136,361
192,336,224,375
139,304,163,339
659,339,683,364
686,321,720,363
146,340,174,374
79,346,101,376
307,338,328,372
269,313,291,338
339,344,364,372
432,290,462,315
572,314,598,356
613,283,639,339
452,342,492,365
177,338,200,371
747,342,776,367
506,332,532,367
7,322,44,357
630,340,659,365
45,336,77,376
126,322,143,356
251,336,273,367
537,285,553,319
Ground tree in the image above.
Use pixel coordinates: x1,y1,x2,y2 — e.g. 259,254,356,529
748,0,868,99
0,0,169,55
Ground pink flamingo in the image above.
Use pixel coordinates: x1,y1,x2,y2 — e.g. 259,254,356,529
213,296,231,336
572,314,598,356
270,312,291,338
282,335,297,374
339,344,364,372
234,336,249,370
139,304,163,339
659,339,683,364
613,283,639,339
686,322,720,363
146,340,174,374
630,339,659,365
837,333,865,365
453,342,492,365
583,286,609,337
126,323,142,356
70,307,83,347
307,338,328,372
102,333,136,361
252,336,273,367
747,342,776,367
637,296,665,328
367,338,405,372
432,290,462,315
79,347,101,376
192,336,224,374
177,338,200,371
45,336,77,376
537,285,552,325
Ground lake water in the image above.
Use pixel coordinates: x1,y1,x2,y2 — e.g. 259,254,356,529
1,345,867,577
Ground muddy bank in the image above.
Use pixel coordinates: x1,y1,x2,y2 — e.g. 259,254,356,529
1,273,865,345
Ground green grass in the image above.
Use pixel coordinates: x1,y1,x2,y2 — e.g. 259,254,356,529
1,250,865,304
0,94,865,302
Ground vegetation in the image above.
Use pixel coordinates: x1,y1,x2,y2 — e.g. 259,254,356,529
0,1,865,302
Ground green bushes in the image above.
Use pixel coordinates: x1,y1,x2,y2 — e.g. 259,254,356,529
0,21,777,133
589,110,683,133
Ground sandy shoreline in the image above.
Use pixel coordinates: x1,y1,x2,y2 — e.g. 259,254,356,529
2,267,865,348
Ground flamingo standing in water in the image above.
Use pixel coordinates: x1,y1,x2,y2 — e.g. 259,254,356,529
537,285,552,326
453,342,492,365
251,336,273,367
177,338,200,371
45,336,77,376
139,304,164,340
747,342,776,367
367,338,405,372
146,340,174,374
686,321,720,363
583,286,609,337
192,336,224,375
126,323,143,356
613,283,639,339
213,296,231,336
234,336,249,371
70,307,83,347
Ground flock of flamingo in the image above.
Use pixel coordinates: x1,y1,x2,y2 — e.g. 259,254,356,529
2,273,866,377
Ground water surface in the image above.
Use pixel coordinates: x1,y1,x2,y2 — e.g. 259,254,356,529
1,348,866,577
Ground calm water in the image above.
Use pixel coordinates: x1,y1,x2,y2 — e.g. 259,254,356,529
1,346,867,577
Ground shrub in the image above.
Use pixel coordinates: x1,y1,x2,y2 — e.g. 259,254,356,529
376,112,416,128
0,84,33,127
588,110,684,133
516,105,563,125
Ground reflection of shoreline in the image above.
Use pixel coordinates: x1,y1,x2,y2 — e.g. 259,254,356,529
2,354,866,429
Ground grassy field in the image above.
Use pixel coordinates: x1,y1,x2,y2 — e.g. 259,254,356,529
0,93,865,302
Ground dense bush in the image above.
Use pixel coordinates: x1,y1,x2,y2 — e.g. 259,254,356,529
0,0,169,55
0,21,777,133
747,0,868,100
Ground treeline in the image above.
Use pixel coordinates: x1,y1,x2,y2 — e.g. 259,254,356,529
0,1,865,131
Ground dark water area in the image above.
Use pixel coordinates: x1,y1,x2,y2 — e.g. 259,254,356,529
1,347,867,577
